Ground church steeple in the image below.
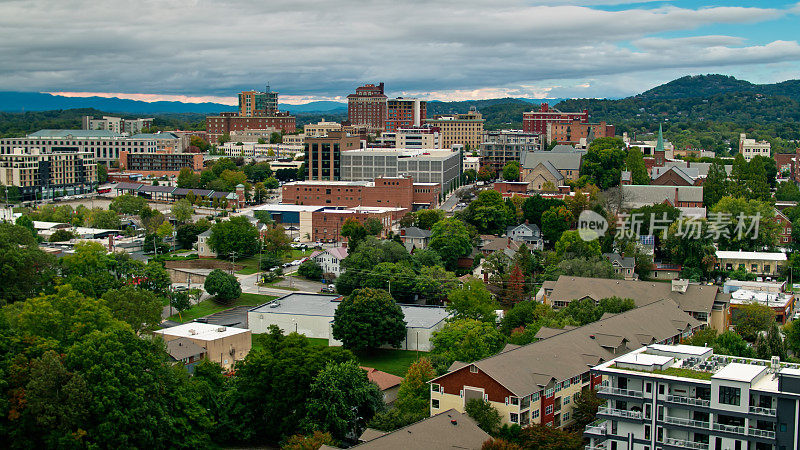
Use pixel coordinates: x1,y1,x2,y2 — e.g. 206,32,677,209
655,124,665,153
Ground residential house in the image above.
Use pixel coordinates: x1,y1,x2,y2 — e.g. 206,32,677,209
506,222,543,250
651,261,682,280
248,293,450,351
429,299,703,429
196,229,216,257
520,148,584,190
164,337,206,372
543,276,730,331
153,322,251,369
311,246,348,277
479,236,521,256
775,209,793,246
603,252,636,280
399,227,432,252
715,250,787,277
326,409,490,449
362,367,404,404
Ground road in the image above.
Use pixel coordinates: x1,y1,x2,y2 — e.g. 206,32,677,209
439,183,476,212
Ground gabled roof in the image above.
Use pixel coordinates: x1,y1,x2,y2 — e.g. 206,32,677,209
506,222,541,237
603,253,635,270
340,409,490,449
480,237,521,252
651,166,698,184
547,275,726,313
165,337,205,361
521,151,582,171
621,185,703,208
361,366,403,391
401,227,432,239
313,246,349,260
432,299,701,396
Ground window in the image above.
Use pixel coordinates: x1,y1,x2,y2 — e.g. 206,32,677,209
658,384,665,395
545,405,553,415
431,384,440,393
645,382,652,393
510,413,518,423
545,388,554,398
470,365,478,373
719,386,741,406
432,399,439,409
563,396,570,405
645,424,651,440
510,397,519,406
780,423,787,432
532,409,539,418
563,412,569,421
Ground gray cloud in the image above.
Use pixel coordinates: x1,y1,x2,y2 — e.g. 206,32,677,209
0,0,798,100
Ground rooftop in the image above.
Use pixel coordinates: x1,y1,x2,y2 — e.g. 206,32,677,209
716,250,787,261
249,293,451,329
153,322,250,340
26,129,140,139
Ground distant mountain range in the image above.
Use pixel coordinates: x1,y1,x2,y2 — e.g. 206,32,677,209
0,92,237,114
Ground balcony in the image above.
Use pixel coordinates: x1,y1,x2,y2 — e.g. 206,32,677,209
663,415,710,430
597,406,642,420
598,385,643,398
665,394,710,407
584,419,607,436
748,428,776,439
712,423,746,435
748,405,777,416
663,437,709,450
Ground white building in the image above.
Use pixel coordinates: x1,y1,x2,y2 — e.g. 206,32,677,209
739,133,771,162
0,130,158,165
340,148,462,190
590,343,797,450
196,229,216,257
311,246,348,277
83,115,154,135
248,293,451,351
220,141,303,159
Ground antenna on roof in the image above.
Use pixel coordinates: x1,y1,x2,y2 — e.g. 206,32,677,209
266,82,271,93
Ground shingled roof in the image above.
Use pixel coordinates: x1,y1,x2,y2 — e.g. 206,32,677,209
431,299,702,397
547,275,727,314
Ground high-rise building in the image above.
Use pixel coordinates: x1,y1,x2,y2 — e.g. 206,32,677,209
590,343,796,450
425,107,485,150
386,98,426,131
522,103,588,135
82,115,154,135
480,130,540,171
0,147,97,201
347,83,387,130
238,85,279,117
305,131,363,181
0,130,158,165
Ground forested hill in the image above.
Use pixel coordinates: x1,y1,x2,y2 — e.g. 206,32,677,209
634,74,800,102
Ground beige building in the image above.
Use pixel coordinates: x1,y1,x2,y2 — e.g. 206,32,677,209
715,250,787,276
229,128,281,143
739,133,770,162
282,133,305,145
0,147,97,201
304,120,342,137
153,322,251,369
425,108,485,150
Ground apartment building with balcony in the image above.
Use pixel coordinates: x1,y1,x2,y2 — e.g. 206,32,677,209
0,130,158,165
0,147,97,201
589,343,799,450
429,299,702,430
480,130,540,172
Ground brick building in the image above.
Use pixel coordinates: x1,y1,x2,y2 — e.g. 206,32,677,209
282,176,440,210
775,209,793,246
347,83,388,130
386,98,426,132
522,103,588,135
206,111,296,144
238,86,278,116
547,119,615,146
119,151,204,177
425,108,485,150
305,131,364,181
307,207,402,242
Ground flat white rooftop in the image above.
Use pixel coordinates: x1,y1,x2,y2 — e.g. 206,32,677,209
650,344,711,356
154,322,249,340
615,352,673,366
711,362,766,383
716,250,787,261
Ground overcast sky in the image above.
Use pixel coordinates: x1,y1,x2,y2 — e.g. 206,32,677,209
2,0,800,104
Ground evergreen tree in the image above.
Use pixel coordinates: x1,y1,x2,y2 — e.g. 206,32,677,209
703,159,729,207
625,147,649,185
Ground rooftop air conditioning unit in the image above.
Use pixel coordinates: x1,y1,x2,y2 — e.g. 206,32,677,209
217,326,227,332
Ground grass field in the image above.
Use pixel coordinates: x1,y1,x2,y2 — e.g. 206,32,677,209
248,335,424,376
168,293,277,323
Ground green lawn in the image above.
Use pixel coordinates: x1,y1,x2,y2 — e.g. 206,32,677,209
168,293,276,323
283,248,314,263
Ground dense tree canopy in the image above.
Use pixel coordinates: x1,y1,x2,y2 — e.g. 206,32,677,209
332,288,407,351
208,216,260,258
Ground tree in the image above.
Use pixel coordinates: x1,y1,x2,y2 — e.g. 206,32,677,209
218,133,231,145
429,218,473,271
331,288,407,351
446,279,499,323
776,180,800,202
282,431,335,450
262,224,292,256
253,182,268,203
110,193,148,215
341,218,367,249
503,265,526,306
625,147,649,185
364,217,383,236
477,165,496,182
298,260,323,280
521,194,564,227
502,161,520,182
204,269,241,302
703,159,729,207
171,199,195,223
710,197,778,251
176,220,211,249
729,153,749,198
555,230,601,259
464,190,511,235
415,209,445,230
101,286,163,333
156,220,174,239
755,323,787,361
140,260,172,296
208,216,260,258
265,177,280,190
169,289,193,321
97,163,108,183
86,208,121,229
732,302,775,341
430,319,506,367
571,389,604,429
177,167,200,189
465,399,502,435
0,223,56,303
747,155,771,201
270,131,283,144
579,137,627,189
540,206,572,245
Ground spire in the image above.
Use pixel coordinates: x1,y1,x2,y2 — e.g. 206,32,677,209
655,124,665,153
